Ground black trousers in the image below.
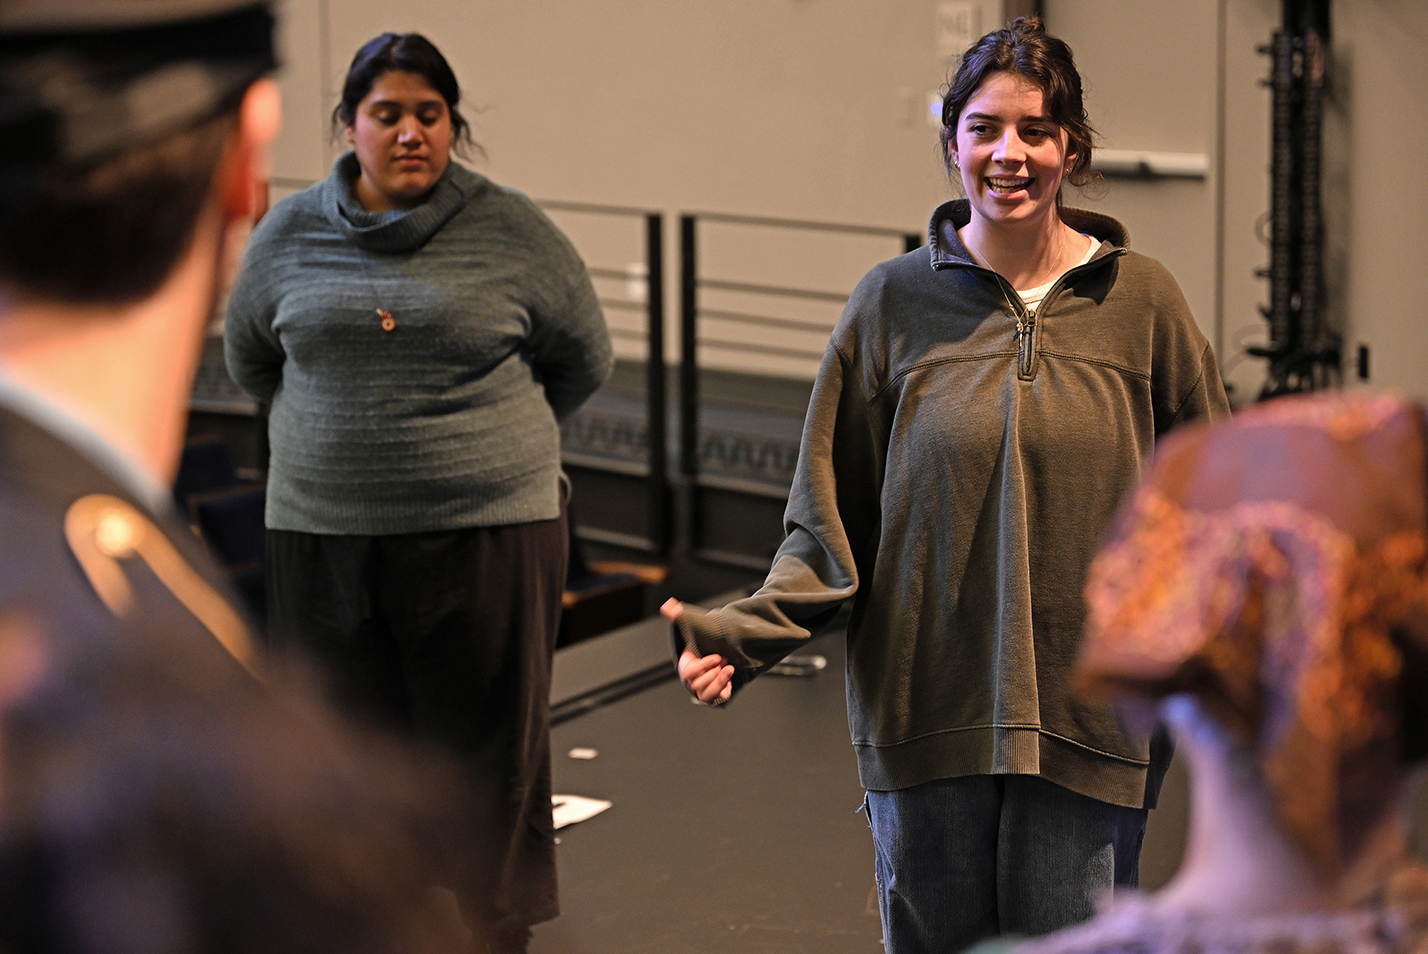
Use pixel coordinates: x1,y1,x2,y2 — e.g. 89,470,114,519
266,516,567,936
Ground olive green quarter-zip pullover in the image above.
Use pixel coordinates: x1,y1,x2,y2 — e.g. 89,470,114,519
672,199,1230,810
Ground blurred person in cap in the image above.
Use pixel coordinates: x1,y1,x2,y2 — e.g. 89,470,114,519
0,0,281,673
970,390,1428,954
0,6,487,949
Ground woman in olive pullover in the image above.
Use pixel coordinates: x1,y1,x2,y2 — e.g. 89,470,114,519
665,18,1229,954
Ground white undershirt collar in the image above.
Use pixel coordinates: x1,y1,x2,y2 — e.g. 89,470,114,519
1017,237,1097,311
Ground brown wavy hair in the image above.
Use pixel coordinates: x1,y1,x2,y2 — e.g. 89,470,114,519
939,17,1097,188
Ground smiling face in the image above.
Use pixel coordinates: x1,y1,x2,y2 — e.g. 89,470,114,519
344,70,453,212
948,71,1073,236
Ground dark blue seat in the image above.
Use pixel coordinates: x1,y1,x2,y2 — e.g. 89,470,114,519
560,507,666,647
189,483,266,623
173,434,241,511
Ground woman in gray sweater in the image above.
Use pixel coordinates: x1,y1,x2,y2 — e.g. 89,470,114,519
665,18,1228,954
225,32,611,954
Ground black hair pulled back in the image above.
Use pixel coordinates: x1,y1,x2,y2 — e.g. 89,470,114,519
331,32,479,158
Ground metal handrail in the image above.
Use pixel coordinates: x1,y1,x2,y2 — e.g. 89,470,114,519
596,298,649,313
697,338,829,362
537,199,661,218
540,200,670,556
679,211,922,566
688,209,922,240
696,308,841,333
699,278,852,304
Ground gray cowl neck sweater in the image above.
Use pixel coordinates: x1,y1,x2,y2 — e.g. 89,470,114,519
326,152,477,253
224,154,613,535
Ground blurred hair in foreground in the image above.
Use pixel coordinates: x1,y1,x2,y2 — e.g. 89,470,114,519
0,609,475,954
991,392,1428,954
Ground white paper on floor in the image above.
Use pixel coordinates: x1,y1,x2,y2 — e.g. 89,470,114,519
551,794,612,829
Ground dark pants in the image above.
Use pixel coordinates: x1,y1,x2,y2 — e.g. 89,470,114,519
865,774,1147,954
266,518,567,944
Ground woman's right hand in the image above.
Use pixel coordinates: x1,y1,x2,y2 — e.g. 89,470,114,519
661,598,734,706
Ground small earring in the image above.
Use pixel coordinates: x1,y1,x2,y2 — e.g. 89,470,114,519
952,157,960,169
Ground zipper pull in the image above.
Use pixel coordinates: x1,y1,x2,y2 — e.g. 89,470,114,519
1015,312,1036,377
1014,313,1036,346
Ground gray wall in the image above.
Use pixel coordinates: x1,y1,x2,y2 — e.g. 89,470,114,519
1330,1,1428,398
264,0,1427,398
1052,0,1428,403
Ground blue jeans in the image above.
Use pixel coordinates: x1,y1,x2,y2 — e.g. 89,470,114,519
865,774,1147,954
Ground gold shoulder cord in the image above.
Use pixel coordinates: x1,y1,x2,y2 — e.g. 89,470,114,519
63,494,262,679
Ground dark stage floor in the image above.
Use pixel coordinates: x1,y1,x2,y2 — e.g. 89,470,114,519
533,624,884,954
532,608,1195,953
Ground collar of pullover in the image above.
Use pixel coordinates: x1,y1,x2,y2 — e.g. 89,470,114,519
324,151,487,253
926,198,1130,270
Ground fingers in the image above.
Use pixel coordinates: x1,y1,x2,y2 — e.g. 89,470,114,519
679,650,733,704
708,673,733,705
668,603,731,704
677,649,713,681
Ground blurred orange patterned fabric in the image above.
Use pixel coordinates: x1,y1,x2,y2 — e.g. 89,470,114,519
1078,391,1428,878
